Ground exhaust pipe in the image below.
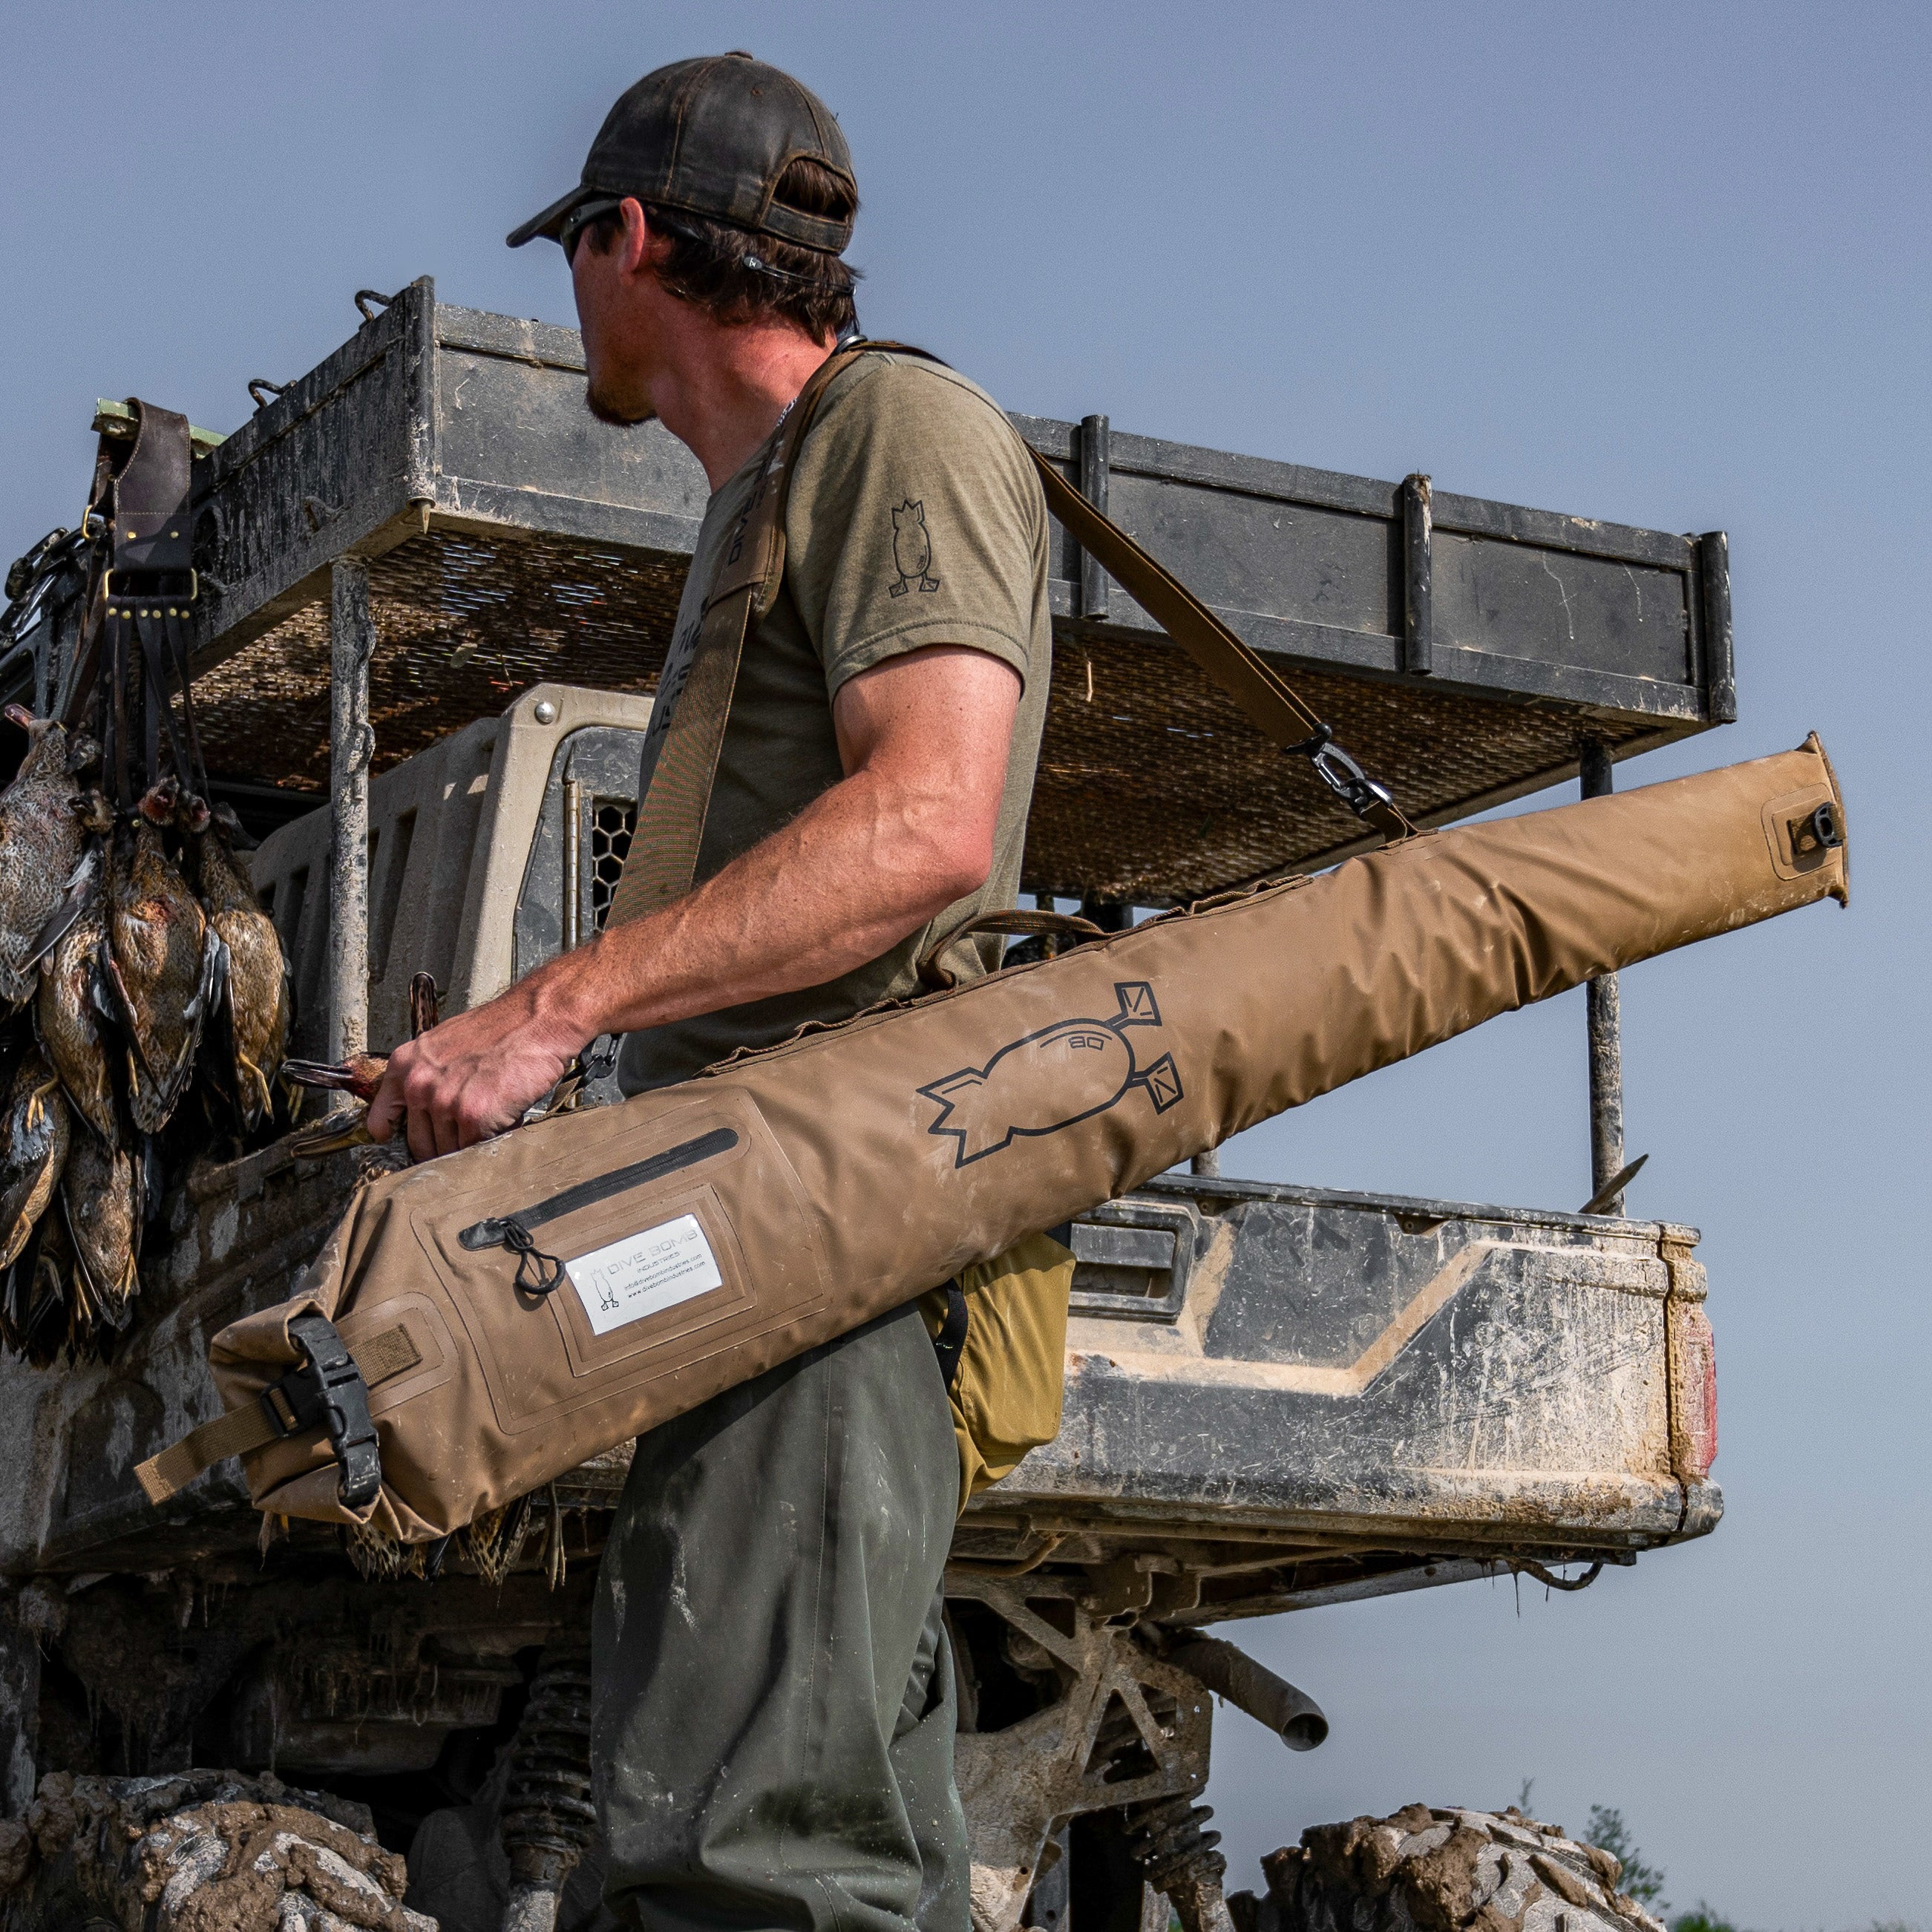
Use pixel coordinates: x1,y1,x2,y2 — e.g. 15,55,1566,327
1164,1631,1329,1752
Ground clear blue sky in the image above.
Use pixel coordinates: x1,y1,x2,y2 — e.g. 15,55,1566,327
4,4,1925,1924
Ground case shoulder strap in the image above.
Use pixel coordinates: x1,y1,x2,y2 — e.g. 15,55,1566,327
1023,448,1412,843
606,344,1412,935
605,341,886,929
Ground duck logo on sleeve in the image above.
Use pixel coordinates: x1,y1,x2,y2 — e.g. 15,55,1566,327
919,981,1183,1167
889,500,941,597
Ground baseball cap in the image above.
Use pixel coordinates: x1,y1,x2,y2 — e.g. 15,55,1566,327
508,52,857,255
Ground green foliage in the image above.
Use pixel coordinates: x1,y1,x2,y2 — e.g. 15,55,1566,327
1669,1908,1738,1932
1583,1805,1668,1910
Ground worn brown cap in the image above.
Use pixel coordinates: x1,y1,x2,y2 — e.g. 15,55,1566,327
508,52,856,254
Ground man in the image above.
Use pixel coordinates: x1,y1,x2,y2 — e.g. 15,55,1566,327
364,51,1052,1932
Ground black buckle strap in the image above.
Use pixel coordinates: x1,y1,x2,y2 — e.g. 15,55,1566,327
932,1281,969,1392
260,1312,383,1509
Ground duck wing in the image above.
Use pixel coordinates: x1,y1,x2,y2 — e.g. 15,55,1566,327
0,778,82,1007
61,1133,141,1318
36,890,117,1149
0,1050,69,1272
0,1217,61,1367
24,842,103,977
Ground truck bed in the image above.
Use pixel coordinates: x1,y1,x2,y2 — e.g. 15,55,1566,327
0,1151,1716,1611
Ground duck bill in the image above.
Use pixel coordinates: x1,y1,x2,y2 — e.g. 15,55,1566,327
280,1058,386,1098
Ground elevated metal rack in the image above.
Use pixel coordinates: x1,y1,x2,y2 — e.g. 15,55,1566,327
14,276,1731,906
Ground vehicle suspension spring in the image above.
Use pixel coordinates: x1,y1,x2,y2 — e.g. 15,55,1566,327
1126,1795,1236,1932
499,1634,597,1932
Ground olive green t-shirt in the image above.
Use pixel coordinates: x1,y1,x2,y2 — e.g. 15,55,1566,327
618,352,1052,1093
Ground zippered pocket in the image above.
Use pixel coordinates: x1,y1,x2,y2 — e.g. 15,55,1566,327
457,1127,740,1293
416,1090,829,1429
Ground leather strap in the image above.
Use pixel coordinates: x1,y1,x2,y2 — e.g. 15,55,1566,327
85,400,204,805
110,402,194,583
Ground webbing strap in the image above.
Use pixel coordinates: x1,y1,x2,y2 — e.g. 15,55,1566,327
917,908,1103,989
136,1400,283,1504
136,1317,414,1507
931,1281,969,1392
1024,450,1416,845
605,344,874,929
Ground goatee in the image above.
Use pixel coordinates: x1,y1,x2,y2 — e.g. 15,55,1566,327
585,379,656,428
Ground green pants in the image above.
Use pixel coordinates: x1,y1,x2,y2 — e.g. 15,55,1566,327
593,1303,969,1932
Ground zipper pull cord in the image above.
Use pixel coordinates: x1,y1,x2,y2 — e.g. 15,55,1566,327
500,1218,566,1297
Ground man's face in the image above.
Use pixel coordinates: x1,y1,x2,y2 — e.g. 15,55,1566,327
571,198,662,426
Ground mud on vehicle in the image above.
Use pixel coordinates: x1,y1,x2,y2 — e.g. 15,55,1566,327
0,282,1732,1931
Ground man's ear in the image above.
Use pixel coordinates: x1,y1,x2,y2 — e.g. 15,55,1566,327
619,197,671,279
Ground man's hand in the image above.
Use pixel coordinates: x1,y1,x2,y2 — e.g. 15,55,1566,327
364,988,586,1162
364,644,1022,1162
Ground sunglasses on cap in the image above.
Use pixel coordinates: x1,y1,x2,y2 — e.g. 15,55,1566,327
560,197,628,265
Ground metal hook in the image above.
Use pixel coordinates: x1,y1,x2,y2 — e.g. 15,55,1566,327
353,288,399,322
246,379,289,411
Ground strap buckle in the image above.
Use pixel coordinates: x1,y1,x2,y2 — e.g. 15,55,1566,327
258,1311,383,1509
102,568,198,604
1307,739,1396,819
1282,723,1412,842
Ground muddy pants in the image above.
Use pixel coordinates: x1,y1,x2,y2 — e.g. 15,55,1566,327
594,1301,970,1932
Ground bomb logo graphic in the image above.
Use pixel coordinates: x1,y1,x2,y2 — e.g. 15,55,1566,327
889,500,941,597
919,981,1183,1167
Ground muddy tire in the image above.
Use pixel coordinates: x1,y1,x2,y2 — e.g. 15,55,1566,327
1237,1804,1666,1932
0,1767,437,1931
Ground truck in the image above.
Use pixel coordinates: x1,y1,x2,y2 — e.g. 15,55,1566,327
0,280,1733,1932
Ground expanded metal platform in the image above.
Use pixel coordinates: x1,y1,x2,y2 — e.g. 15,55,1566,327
10,277,1733,902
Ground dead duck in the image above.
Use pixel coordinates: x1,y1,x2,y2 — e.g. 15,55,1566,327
191,802,290,1133
60,1130,142,1320
281,1053,388,1103
0,708,99,1008
35,864,117,1147
0,1047,69,1273
0,1216,61,1366
101,782,221,1135
282,1054,386,1159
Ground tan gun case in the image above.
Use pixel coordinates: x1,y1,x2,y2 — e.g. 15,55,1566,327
142,735,1846,1538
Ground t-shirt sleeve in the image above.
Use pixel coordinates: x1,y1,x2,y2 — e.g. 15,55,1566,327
783,359,1046,696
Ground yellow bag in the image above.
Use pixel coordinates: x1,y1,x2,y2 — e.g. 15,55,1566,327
922,1231,1075,1507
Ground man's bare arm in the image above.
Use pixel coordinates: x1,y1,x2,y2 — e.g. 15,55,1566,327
364,645,1024,1159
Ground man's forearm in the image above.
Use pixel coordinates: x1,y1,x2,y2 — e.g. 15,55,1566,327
517,759,987,1054
366,645,1021,1158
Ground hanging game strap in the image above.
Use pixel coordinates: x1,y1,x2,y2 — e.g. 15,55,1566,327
91,400,212,805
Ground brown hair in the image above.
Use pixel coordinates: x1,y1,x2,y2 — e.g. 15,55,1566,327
586,157,860,343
